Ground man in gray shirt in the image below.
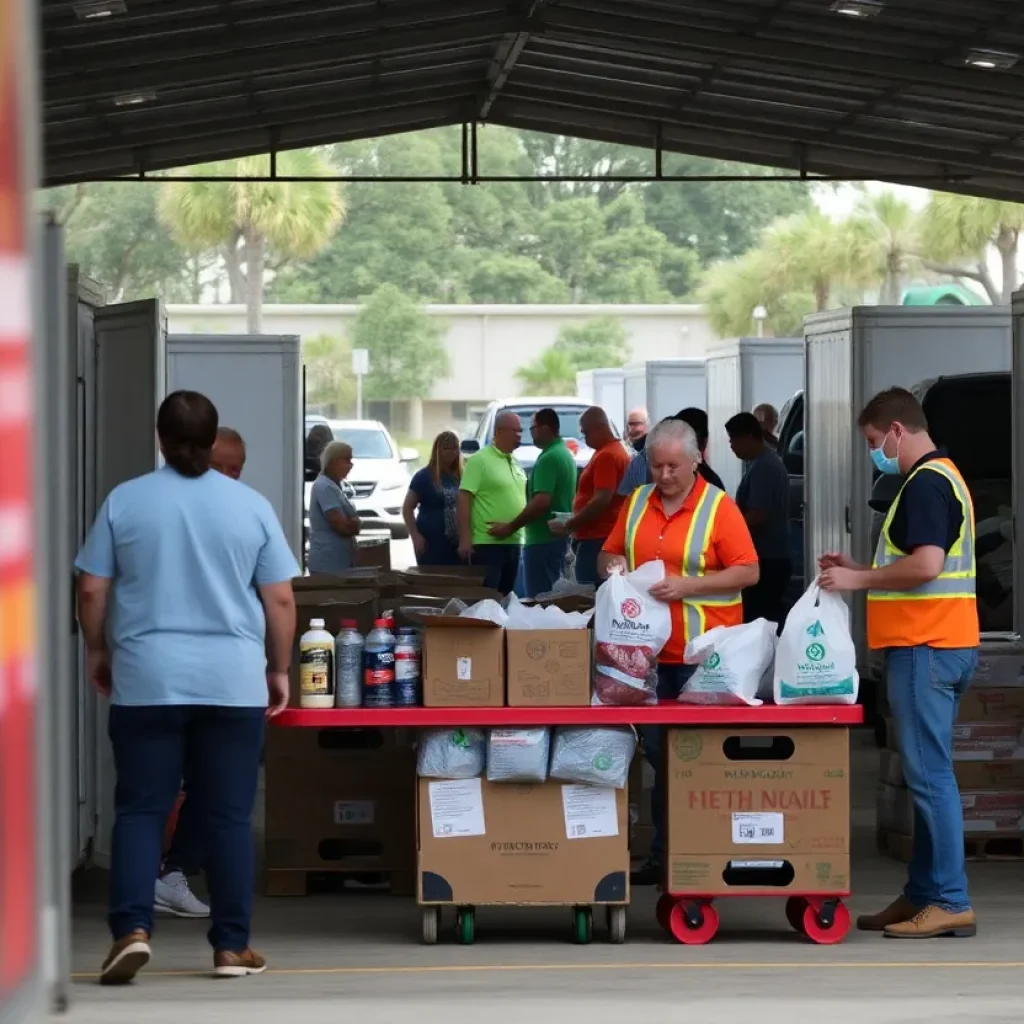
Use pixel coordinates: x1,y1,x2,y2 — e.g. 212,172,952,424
308,441,361,574
726,412,791,627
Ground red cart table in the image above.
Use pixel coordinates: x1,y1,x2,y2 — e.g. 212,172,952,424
273,703,863,945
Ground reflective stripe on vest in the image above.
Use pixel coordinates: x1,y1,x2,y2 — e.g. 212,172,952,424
624,482,742,642
867,459,976,602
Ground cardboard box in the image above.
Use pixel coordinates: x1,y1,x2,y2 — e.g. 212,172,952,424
265,728,416,875
877,782,1024,836
958,688,1024,722
417,778,628,905
879,747,904,787
973,645,1024,688
356,533,391,570
668,855,850,896
955,758,1024,788
953,722,1024,760
505,629,591,706
419,615,505,707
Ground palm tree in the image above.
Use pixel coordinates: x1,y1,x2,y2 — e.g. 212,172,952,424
846,192,921,304
515,348,577,394
158,150,345,332
919,192,1024,304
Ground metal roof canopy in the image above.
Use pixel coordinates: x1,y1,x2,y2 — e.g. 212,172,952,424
40,0,1024,199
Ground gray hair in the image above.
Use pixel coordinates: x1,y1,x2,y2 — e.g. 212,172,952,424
647,417,700,460
321,440,353,472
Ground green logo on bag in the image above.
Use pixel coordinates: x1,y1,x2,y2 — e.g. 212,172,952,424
593,754,612,772
706,653,721,669
806,620,825,638
805,642,826,662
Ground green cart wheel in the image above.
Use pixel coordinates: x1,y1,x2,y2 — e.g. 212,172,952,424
456,906,475,945
573,906,593,945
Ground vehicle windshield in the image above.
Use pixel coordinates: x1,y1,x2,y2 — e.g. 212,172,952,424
330,426,394,460
496,406,596,445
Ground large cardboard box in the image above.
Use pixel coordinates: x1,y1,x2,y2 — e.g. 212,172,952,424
505,629,591,706
953,722,1024,760
265,727,415,878
877,781,1024,836
420,615,505,707
958,687,1024,722
417,778,628,905
881,745,1024,789
665,727,850,895
973,645,1024,687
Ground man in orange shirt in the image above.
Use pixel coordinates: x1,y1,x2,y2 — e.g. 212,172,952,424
551,406,631,585
600,418,759,885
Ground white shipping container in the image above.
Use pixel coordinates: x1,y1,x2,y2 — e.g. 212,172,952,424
705,338,803,496
804,306,1011,676
575,367,625,430
622,359,705,425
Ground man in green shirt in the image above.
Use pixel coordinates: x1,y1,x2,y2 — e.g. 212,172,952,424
458,410,527,594
489,408,578,597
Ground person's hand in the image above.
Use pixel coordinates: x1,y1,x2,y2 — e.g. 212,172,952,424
266,671,290,718
649,576,696,602
819,551,855,571
487,521,515,540
602,554,628,577
549,519,569,537
458,538,474,563
412,532,428,557
86,649,112,698
818,567,866,593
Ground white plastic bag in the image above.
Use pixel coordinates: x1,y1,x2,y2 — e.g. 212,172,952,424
486,728,551,783
549,727,637,789
680,619,777,706
416,728,486,779
459,599,509,626
505,593,593,630
592,560,673,706
774,584,859,705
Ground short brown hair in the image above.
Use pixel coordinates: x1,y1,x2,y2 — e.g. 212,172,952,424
857,387,928,433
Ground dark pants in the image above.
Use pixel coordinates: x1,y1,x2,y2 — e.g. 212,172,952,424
573,538,606,587
523,538,569,598
108,704,264,951
163,785,202,875
743,557,792,629
473,543,522,595
639,663,696,865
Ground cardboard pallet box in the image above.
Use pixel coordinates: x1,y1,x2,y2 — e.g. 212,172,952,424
877,781,1024,841
665,727,850,896
505,628,591,707
880,745,1024,790
417,777,628,906
417,613,506,707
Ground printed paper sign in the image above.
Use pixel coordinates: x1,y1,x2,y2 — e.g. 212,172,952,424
429,778,486,838
562,784,619,839
732,812,784,844
456,657,472,681
333,801,375,826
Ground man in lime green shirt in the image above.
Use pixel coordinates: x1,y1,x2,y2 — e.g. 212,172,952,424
489,408,577,597
458,410,527,594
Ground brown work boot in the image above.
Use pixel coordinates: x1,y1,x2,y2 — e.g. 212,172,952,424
213,947,267,978
99,930,151,985
884,905,977,939
856,896,919,932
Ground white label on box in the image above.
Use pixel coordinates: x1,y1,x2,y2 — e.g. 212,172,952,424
456,657,472,681
562,784,619,839
429,778,486,838
732,812,784,844
333,800,375,826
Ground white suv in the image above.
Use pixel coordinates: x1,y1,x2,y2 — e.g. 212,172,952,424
304,419,419,538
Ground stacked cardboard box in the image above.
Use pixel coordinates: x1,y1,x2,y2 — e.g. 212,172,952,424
876,645,1024,862
627,756,656,860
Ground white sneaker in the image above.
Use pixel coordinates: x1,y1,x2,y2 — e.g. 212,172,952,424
154,870,210,919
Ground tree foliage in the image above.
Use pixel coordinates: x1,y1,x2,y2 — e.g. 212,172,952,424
303,333,356,417
516,316,632,397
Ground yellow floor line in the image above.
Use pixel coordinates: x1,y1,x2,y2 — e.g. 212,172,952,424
71,959,1024,981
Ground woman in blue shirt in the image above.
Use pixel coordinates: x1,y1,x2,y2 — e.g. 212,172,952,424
402,431,464,566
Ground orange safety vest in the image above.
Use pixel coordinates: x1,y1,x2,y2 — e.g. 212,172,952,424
866,457,979,649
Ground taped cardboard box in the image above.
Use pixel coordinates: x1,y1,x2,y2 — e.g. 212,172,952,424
417,778,628,906
665,727,850,895
877,782,1024,836
953,722,1024,760
882,745,1024,789
958,687,1024,722
418,613,505,707
506,629,591,706
973,645,1024,688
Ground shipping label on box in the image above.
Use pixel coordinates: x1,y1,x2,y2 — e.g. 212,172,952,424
506,629,591,706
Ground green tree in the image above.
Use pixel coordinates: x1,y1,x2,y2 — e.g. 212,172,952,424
158,150,345,332
515,348,578,394
553,316,632,369
467,254,569,304
352,284,449,401
846,192,921,304
303,333,355,417
919,193,1024,303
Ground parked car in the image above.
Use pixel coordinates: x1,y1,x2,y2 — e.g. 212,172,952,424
303,419,419,539
461,397,623,475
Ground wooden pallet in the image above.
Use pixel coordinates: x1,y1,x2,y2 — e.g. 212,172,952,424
264,867,415,897
877,827,1024,863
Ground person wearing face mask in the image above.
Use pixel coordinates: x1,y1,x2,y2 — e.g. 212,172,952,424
819,387,979,941
599,418,759,886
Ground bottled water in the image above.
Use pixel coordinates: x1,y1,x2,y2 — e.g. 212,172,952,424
334,619,364,708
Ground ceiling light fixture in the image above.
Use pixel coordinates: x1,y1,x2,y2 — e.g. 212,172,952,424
830,0,884,17
73,0,127,19
113,90,156,107
964,48,1020,70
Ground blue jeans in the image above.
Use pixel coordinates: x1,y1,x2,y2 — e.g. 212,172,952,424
472,543,522,596
639,663,696,865
885,646,978,913
108,704,265,950
573,538,606,587
523,538,569,597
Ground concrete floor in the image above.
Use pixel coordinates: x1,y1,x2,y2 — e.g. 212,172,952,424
60,732,1024,1023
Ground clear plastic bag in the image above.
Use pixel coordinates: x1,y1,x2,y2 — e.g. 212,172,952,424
416,727,486,779
549,726,637,789
486,728,551,783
